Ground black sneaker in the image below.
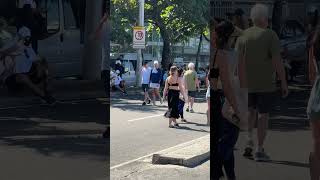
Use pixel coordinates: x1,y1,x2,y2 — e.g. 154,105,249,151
243,147,253,159
186,107,189,112
42,95,57,105
147,99,151,104
142,102,146,106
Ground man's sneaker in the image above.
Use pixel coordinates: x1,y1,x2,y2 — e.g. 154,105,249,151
147,99,151,104
190,109,194,113
186,107,189,112
255,150,271,162
142,102,146,106
243,147,253,159
42,95,57,105
243,140,254,158
160,98,163,104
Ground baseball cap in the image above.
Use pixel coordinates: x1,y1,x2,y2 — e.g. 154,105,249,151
18,26,31,38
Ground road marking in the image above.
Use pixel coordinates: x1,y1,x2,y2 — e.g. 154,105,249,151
110,134,209,170
127,114,163,122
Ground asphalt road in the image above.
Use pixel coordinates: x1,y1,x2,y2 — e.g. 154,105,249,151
110,91,210,168
0,98,109,180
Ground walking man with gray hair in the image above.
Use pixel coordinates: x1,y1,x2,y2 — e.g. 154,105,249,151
236,4,288,161
184,62,200,113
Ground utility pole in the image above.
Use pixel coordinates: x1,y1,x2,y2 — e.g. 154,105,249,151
82,0,103,80
135,0,145,87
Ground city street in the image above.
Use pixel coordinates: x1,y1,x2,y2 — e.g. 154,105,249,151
110,90,210,168
0,98,108,180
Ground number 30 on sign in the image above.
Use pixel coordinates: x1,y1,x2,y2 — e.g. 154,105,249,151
133,26,146,49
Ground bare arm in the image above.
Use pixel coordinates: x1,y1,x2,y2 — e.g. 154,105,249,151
92,13,108,41
272,55,286,83
235,37,247,88
178,78,188,101
218,53,240,114
163,79,169,99
238,51,247,88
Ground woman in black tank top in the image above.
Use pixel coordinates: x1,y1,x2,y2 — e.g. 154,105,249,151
163,66,187,128
211,21,242,180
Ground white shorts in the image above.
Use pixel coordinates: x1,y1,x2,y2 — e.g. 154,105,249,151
150,83,160,89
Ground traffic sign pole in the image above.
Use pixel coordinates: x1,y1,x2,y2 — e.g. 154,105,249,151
135,0,145,87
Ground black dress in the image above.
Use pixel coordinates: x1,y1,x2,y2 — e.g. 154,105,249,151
167,82,180,119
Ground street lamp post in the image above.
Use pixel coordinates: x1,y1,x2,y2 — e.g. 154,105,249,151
135,0,145,87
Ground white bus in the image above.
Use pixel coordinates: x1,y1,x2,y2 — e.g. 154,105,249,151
0,0,108,78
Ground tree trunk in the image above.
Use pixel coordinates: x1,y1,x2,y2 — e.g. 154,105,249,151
195,33,203,71
159,27,172,70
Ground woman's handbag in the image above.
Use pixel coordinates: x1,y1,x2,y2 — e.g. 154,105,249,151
164,108,172,118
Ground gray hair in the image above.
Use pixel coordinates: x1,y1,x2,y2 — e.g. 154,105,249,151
188,62,195,70
250,4,269,24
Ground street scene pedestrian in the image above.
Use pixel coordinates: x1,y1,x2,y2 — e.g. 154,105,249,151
184,62,200,113
141,61,152,105
236,4,288,162
177,68,187,122
150,60,163,105
211,20,248,180
163,66,188,128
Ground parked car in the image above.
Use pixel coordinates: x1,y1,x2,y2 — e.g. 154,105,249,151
197,69,207,86
279,20,307,81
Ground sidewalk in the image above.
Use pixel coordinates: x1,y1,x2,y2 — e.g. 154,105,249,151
111,135,210,180
234,82,312,180
0,79,107,107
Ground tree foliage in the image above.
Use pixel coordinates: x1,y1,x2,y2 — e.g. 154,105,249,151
111,0,209,68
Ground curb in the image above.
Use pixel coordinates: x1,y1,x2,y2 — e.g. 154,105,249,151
152,151,210,167
151,135,210,167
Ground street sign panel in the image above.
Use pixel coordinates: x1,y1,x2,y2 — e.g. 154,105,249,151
133,26,146,49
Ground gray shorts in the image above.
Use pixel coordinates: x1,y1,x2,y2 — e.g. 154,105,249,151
142,84,149,92
188,91,196,98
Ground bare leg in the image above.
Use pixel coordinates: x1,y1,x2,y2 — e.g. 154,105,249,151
257,113,269,152
190,97,194,110
169,118,173,126
310,120,320,180
15,74,45,97
152,89,156,105
247,108,257,144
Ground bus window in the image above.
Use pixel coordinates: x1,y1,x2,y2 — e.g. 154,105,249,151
36,0,60,33
63,0,77,30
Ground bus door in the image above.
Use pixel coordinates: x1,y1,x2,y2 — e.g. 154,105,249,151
36,0,83,78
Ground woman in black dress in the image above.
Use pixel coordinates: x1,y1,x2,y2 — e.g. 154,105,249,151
163,66,187,128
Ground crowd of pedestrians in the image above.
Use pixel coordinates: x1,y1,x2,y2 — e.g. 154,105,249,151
209,3,320,180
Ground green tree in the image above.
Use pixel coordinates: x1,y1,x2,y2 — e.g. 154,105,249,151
111,0,209,69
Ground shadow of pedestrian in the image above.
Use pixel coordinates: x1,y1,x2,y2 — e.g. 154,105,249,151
179,121,209,127
264,160,309,168
174,125,210,133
